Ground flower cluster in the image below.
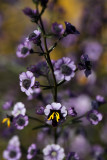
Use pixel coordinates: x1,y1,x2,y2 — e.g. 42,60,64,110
2,0,105,159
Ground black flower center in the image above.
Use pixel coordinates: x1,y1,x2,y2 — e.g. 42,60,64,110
9,150,17,158
90,113,98,121
21,47,29,55
30,149,36,155
23,79,31,89
61,64,72,76
17,118,25,126
29,33,36,40
48,110,63,127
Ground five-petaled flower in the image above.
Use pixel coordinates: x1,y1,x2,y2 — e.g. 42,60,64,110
87,110,103,125
44,102,67,127
54,57,76,81
19,71,35,96
28,29,41,45
12,102,26,117
16,38,32,58
43,144,65,160
13,114,29,130
27,144,37,159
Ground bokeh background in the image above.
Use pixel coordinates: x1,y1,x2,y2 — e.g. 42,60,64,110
0,0,107,159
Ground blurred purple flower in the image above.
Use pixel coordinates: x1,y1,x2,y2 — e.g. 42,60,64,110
54,57,76,81
92,95,105,110
71,135,91,158
78,54,92,77
36,106,44,115
12,102,26,117
28,30,41,45
28,61,49,77
51,22,64,36
66,152,79,160
92,145,104,158
3,145,21,160
2,100,13,110
13,114,29,130
82,41,103,61
64,22,80,35
3,136,21,160
43,144,65,160
34,81,40,88
16,38,32,58
96,95,105,104
68,107,77,117
23,7,38,22
87,110,103,125
27,143,37,159
19,71,35,96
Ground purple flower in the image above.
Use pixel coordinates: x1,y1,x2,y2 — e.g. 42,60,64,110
34,81,40,88
82,41,103,61
19,71,35,96
51,22,64,36
3,145,21,160
78,54,92,77
8,136,20,147
68,107,77,117
13,114,29,130
66,152,79,160
16,38,32,58
54,57,76,81
3,136,21,160
96,95,105,104
28,61,49,77
27,144,37,159
28,30,41,45
92,95,105,110
23,8,38,22
2,100,13,110
44,102,67,127
43,144,65,160
12,102,26,117
92,145,104,158
36,106,44,115
87,110,103,125
64,22,80,35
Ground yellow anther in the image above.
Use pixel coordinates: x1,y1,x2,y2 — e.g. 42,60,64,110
48,112,60,122
48,112,55,120
2,118,11,127
55,112,60,122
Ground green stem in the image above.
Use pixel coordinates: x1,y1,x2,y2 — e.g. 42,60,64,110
39,16,58,102
28,115,45,124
